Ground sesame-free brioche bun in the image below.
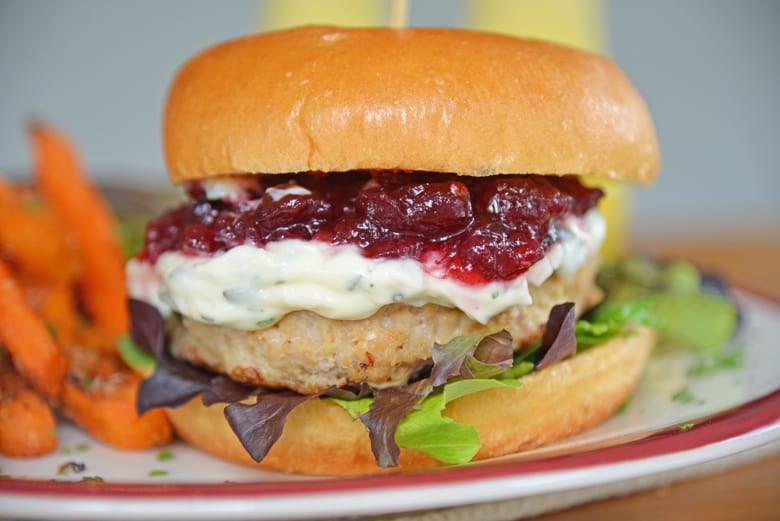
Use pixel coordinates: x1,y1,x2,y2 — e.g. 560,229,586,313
163,26,659,184
166,326,655,476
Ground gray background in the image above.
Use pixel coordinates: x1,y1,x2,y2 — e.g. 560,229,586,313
1,0,777,238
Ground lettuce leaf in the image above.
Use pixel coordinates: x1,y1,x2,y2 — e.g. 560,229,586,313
225,391,312,462
575,299,658,349
645,293,737,351
326,395,372,420
117,334,156,373
395,379,520,464
331,379,521,465
536,302,577,369
360,380,433,467
595,255,739,352
499,360,535,379
430,331,513,385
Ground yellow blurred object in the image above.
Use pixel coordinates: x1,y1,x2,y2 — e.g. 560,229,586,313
467,0,605,52
467,0,630,257
260,0,386,30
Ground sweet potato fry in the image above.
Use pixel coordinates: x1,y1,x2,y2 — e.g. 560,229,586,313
0,174,81,284
18,278,80,347
0,259,67,398
61,348,171,449
29,124,128,338
0,356,58,457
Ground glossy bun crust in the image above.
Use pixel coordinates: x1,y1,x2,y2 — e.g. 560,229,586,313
165,326,655,476
164,26,659,183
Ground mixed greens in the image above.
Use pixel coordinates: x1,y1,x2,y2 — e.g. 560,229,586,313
123,255,739,467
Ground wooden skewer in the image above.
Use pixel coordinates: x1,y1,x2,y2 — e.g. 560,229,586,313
390,0,409,27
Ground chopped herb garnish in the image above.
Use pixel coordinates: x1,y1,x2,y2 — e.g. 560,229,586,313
80,476,104,482
688,349,744,377
45,322,58,339
60,448,72,455
156,450,174,462
57,461,86,475
491,291,500,300
255,317,275,328
347,275,362,291
75,443,89,452
615,398,631,414
147,470,169,477
679,422,695,431
672,388,698,404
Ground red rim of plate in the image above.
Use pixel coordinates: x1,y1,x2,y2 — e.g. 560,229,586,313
1,289,778,499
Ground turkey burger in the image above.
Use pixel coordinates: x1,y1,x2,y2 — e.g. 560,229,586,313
127,26,660,475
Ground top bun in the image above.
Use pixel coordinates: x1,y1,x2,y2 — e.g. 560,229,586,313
164,26,659,184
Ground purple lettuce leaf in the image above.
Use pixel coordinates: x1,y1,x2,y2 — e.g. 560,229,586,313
470,330,514,377
202,376,256,406
323,381,372,400
136,352,213,413
224,391,312,462
359,379,433,467
536,302,577,371
128,298,165,357
430,331,514,386
430,337,476,386
473,330,513,366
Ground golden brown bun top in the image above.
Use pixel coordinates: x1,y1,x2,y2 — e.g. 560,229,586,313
164,26,660,184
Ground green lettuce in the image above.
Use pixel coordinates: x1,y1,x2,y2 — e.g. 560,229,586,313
117,334,156,373
596,255,738,352
395,379,519,463
330,379,520,465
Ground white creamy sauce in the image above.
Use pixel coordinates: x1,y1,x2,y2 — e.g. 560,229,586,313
202,177,260,201
127,209,605,330
265,184,312,201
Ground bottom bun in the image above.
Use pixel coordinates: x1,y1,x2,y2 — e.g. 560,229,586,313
166,326,655,476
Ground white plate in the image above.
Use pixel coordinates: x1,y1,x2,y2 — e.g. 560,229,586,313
1,290,779,521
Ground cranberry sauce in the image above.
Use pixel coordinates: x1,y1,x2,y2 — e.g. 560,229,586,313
140,172,603,285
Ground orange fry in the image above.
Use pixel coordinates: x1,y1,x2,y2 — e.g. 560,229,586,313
0,174,81,284
61,373,172,450
0,357,58,457
30,124,128,339
0,259,66,398
76,324,120,354
19,277,80,347
62,347,172,449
